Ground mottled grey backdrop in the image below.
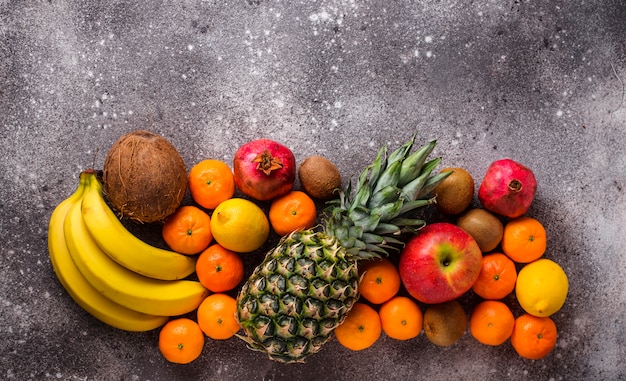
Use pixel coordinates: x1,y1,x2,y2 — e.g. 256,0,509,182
1,1,624,380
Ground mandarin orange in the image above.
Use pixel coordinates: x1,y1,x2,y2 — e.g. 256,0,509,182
188,159,235,210
197,293,241,340
358,258,401,304
471,253,517,300
379,296,422,340
502,217,546,263
269,191,317,236
158,318,205,364
334,303,381,351
196,243,244,293
510,313,558,360
469,300,515,346
162,205,213,255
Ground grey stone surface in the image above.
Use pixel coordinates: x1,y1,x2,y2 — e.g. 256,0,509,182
1,0,625,380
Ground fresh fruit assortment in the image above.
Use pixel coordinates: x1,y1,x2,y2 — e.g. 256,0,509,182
48,130,569,365
236,135,449,363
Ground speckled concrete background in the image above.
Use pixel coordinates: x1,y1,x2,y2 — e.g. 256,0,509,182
1,1,625,380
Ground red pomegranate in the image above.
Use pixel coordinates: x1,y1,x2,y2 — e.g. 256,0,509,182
233,139,296,201
478,158,537,218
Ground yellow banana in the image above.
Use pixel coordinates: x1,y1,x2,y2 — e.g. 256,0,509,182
80,172,196,280
64,174,209,317
48,172,169,332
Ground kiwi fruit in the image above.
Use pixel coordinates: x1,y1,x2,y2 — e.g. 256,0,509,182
457,208,504,252
298,155,342,200
423,300,467,347
433,167,475,215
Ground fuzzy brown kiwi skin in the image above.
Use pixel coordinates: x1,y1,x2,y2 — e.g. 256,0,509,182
423,300,467,347
298,156,342,200
457,208,504,253
102,130,187,223
433,167,475,215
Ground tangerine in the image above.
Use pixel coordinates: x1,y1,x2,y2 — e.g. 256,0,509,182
471,253,517,300
269,191,317,236
188,159,235,210
469,300,515,346
196,243,244,293
510,313,558,360
358,258,401,304
502,216,546,263
334,303,381,351
158,318,205,364
379,296,422,340
196,293,240,340
162,205,213,255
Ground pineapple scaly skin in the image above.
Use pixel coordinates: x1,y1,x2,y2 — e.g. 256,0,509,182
237,230,358,363
236,133,451,363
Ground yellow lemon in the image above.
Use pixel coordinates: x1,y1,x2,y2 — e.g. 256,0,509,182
210,198,270,253
515,259,568,317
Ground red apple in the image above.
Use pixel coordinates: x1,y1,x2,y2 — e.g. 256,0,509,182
399,222,482,304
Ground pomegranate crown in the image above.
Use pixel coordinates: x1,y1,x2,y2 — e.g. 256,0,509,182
252,149,283,176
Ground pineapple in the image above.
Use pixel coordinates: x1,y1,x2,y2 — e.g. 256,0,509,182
236,133,451,363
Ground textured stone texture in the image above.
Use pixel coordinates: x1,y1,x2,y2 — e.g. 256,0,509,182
1,1,625,380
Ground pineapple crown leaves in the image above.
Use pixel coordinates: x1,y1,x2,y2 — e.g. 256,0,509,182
323,132,452,259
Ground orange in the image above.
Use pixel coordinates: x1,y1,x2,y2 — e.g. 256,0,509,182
510,313,558,360
358,258,401,304
158,318,204,364
196,243,244,292
472,253,517,300
162,205,213,255
469,300,515,346
196,293,240,340
501,217,547,263
269,191,317,236
335,303,381,351
188,159,235,210
379,296,422,340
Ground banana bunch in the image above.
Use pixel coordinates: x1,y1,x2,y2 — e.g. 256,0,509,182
48,170,209,332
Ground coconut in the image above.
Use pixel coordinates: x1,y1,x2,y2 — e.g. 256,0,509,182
102,130,187,223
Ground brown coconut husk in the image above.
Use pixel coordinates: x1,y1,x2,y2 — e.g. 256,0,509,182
102,130,187,223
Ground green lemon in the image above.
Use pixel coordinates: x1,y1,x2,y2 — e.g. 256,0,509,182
515,259,568,317
210,198,270,253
